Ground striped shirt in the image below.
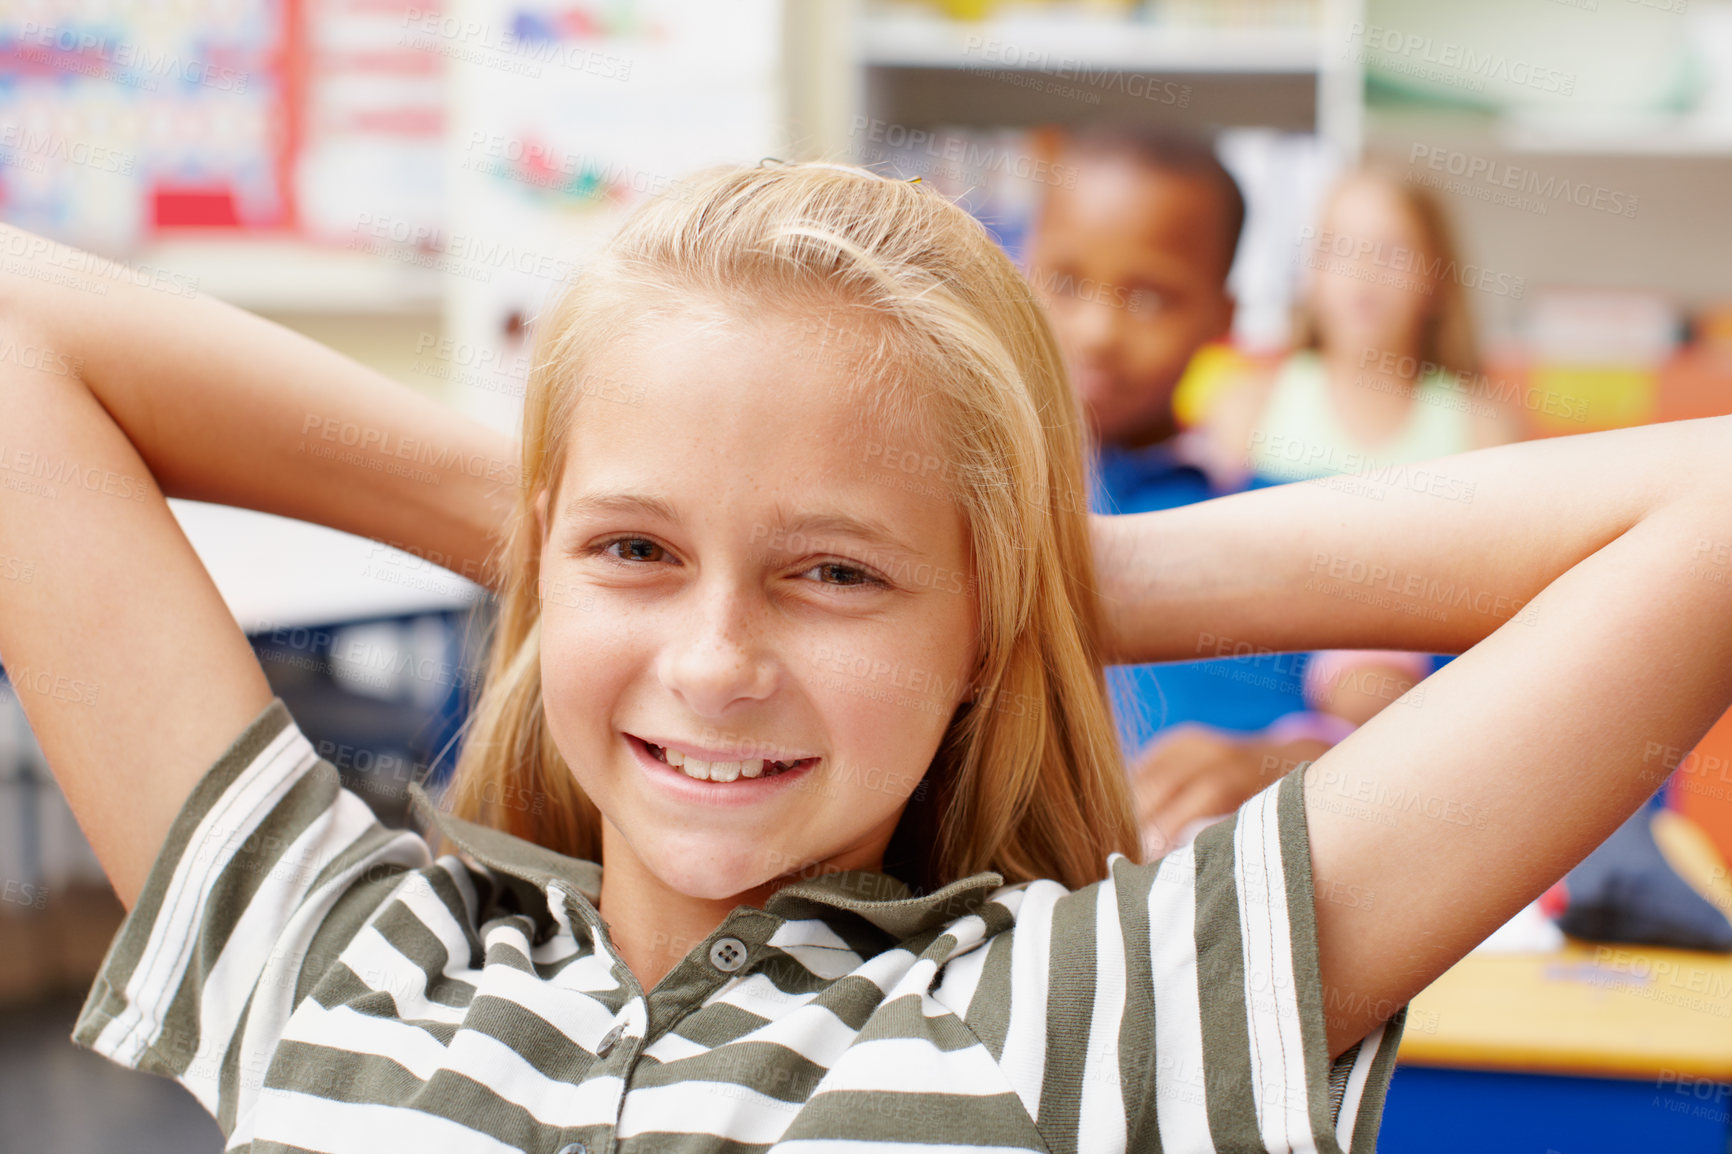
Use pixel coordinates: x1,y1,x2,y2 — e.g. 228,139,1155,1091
74,697,1405,1153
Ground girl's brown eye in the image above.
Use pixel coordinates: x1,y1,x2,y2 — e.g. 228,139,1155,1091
608,538,665,563
802,561,885,589
819,563,867,585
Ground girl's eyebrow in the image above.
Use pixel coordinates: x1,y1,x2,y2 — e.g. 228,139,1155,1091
560,491,922,558
771,512,922,559
559,491,680,524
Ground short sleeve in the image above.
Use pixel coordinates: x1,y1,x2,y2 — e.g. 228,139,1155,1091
1180,763,1405,1153
72,696,435,1135
941,763,1404,1154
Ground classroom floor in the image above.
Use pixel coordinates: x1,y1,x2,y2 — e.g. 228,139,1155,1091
0,994,223,1154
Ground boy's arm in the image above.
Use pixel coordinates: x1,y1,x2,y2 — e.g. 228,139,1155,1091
0,224,519,589
1092,418,1732,1058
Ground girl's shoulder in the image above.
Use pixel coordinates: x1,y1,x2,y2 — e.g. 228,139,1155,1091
70,699,1406,1153
921,767,1405,1152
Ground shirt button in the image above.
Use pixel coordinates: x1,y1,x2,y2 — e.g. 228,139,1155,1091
709,936,749,973
595,1021,625,1058
555,1144,587,1154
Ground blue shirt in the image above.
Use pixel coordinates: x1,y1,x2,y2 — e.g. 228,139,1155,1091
1090,438,1311,754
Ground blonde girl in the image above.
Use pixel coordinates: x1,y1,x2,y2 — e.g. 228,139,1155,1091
1210,163,1523,484
4,162,1729,1154
1155,166,1533,831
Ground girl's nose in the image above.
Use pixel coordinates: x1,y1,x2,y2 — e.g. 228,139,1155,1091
658,585,777,718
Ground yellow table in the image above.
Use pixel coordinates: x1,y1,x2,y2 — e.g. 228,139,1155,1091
1378,943,1732,1152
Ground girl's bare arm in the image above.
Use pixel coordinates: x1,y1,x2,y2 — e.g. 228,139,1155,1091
0,224,519,589
1092,418,1732,1057
0,227,515,909
1090,422,1691,664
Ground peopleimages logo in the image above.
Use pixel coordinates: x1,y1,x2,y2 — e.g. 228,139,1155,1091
850,118,1078,188
1297,226,1526,299
399,9,633,80
1345,22,1576,96
0,125,135,175
960,38,1192,105
14,22,250,92
1408,145,1639,219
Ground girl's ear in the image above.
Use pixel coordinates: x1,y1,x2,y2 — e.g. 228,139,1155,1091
533,489,550,543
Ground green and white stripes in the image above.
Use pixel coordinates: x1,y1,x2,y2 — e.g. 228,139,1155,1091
74,697,1404,1153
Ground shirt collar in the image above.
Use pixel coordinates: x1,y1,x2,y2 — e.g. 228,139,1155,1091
764,868,1007,939
408,783,1007,939
410,783,604,905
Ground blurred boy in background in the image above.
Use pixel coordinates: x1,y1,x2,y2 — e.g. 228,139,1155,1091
1025,124,1359,856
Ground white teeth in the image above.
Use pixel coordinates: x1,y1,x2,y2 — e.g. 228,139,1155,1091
655,741,793,783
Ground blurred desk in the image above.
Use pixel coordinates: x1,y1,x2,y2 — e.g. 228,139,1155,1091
168,500,490,821
1379,942,1732,1153
169,500,484,632
1,503,490,1011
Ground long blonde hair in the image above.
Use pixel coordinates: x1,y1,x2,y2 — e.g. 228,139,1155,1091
443,161,1138,893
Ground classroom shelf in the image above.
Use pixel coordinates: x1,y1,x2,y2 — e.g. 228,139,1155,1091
1495,119,1732,157
131,235,444,316
858,10,1325,73
1365,105,1732,159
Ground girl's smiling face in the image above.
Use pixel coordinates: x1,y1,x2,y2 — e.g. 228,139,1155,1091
535,305,980,901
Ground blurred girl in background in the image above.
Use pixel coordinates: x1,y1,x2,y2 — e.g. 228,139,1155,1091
1205,166,1524,738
